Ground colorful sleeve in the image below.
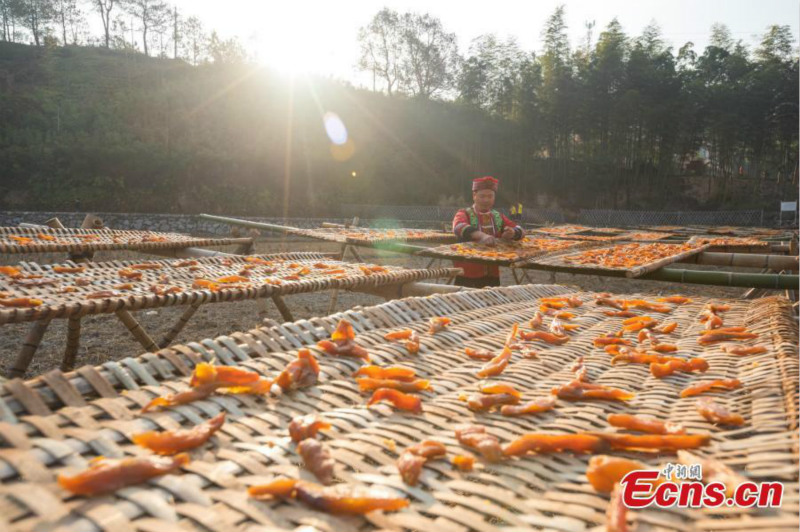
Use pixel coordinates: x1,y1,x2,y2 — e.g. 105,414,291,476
453,210,477,242
500,214,524,241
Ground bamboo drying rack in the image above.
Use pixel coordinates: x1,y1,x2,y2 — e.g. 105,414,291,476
0,285,795,532
1,252,459,378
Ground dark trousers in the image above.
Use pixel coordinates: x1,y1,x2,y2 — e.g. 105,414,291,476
454,275,501,288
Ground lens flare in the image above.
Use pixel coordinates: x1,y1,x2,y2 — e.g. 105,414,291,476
331,138,355,161
323,112,348,145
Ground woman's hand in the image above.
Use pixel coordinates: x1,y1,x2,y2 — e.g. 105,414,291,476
472,231,496,246
500,227,516,240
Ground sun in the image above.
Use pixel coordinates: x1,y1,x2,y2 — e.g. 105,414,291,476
249,6,326,74
253,34,317,74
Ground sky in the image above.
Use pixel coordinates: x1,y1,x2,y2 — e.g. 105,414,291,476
165,0,798,83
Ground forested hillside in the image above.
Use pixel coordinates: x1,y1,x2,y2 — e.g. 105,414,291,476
0,6,797,216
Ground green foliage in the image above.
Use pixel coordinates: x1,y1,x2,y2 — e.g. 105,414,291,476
0,6,797,216
456,12,798,210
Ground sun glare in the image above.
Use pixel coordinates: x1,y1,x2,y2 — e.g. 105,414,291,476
250,4,336,75
254,36,317,74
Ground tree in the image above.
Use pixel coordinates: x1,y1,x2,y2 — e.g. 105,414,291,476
400,12,459,98
539,4,575,165
709,22,734,51
592,18,628,97
93,0,115,48
0,0,19,41
148,3,169,57
127,0,167,56
66,1,87,44
14,0,53,46
458,34,527,117
357,9,459,99
179,15,204,65
170,4,177,58
357,8,403,95
109,13,133,50
541,4,570,74
578,18,629,199
756,24,795,62
751,25,798,185
53,0,81,45
207,30,245,64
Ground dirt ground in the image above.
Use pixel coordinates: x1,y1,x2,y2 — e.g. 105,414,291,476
0,237,748,379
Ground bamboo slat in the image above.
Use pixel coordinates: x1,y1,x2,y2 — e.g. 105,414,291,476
0,252,459,324
283,226,456,244
418,237,595,265
688,236,773,253
529,224,592,236
0,286,795,532
0,226,251,255
618,231,676,241
526,242,709,278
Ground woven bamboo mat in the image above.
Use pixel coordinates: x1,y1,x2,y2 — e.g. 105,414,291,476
418,238,595,265
643,226,709,235
0,252,459,325
555,234,627,242
706,227,788,238
619,232,676,242
688,237,772,253
0,227,249,255
526,242,708,278
0,286,796,532
579,227,628,234
285,227,455,244
644,226,794,240
530,224,592,236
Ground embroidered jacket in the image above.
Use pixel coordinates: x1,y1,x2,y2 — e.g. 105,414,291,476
452,207,523,278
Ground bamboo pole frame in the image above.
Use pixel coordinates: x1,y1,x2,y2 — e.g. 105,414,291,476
9,319,52,378
349,280,471,300
677,251,798,271
271,294,294,322
61,316,82,372
641,268,798,290
200,212,797,291
115,310,158,352
158,301,202,349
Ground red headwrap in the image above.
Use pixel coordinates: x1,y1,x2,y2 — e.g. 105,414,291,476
472,176,499,192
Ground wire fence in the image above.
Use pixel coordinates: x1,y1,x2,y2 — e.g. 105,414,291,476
577,209,764,227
